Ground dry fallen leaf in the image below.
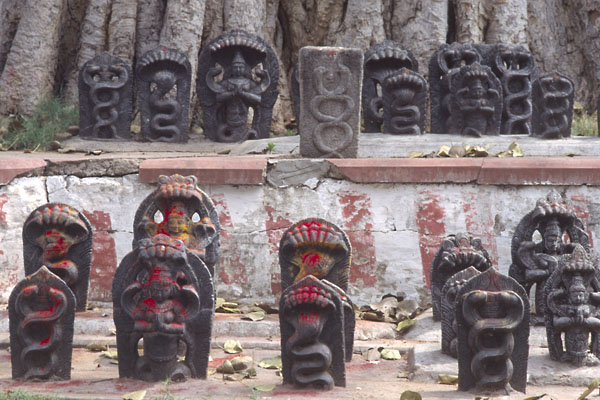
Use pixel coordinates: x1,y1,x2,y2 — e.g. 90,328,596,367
400,390,422,400
122,390,146,400
252,384,276,392
242,310,265,321
258,355,282,370
396,318,417,333
577,378,598,400
362,348,381,362
437,145,451,157
380,349,401,360
223,340,243,354
437,374,458,385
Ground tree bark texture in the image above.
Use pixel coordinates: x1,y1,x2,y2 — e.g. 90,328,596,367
0,0,599,127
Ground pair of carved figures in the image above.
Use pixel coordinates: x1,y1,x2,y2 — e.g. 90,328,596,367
278,218,355,390
79,30,279,143
431,234,529,393
430,42,574,138
362,41,427,135
9,203,93,379
113,175,220,382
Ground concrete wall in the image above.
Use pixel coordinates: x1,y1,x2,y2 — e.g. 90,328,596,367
1,169,599,307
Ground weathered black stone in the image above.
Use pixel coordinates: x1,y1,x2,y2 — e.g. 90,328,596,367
22,203,92,312
440,266,481,357
197,29,279,142
279,275,347,390
532,72,575,139
9,266,76,380
79,52,132,141
544,244,600,366
490,45,537,136
448,63,502,136
136,47,191,143
133,174,220,276
430,232,492,321
112,234,214,381
362,41,418,133
381,68,427,134
290,63,300,133
456,268,529,393
509,190,590,323
428,43,482,133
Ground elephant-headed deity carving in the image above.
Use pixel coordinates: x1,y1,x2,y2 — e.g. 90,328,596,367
9,266,76,380
112,234,214,381
362,40,418,132
544,244,600,366
79,51,132,140
198,29,279,142
137,47,191,143
429,43,482,133
510,190,590,324
430,232,492,321
456,268,529,394
22,203,92,312
133,174,220,276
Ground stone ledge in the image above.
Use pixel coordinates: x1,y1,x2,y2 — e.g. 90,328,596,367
329,158,483,183
138,156,268,185
0,158,47,185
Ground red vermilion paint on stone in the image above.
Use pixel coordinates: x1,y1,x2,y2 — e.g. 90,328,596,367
0,193,7,227
416,191,446,287
82,210,117,302
338,192,377,287
569,194,594,248
211,194,249,285
264,204,293,296
462,191,499,263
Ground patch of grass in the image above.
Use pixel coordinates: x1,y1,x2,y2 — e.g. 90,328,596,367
1,96,78,151
572,111,597,136
0,390,63,400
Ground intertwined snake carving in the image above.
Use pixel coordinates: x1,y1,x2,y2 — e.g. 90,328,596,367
310,60,354,157
83,64,128,139
16,285,66,379
538,75,573,138
462,290,524,389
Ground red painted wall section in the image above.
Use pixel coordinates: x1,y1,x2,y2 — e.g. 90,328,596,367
211,194,248,286
0,194,7,228
569,194,594,248
462,191,499,265
82,210,117,302
338,191,377,288
264,204,293,296
416,191,446,287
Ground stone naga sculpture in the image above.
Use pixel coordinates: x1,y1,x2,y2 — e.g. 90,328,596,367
278,218,355,389
510,190,589,324
544,244,600,366
456,268,529,394
440,266,481,358
198,30,279,142
362,40,418,132
491,45,537,136
22,203,93,312
113,234,214,381
133,174,220,276
381,69,427,135
448,63,502,136
429,43,482,133
430,232,492,321
9,266,76,380
532,72,575,139
79,52,132,140
137,47,191,143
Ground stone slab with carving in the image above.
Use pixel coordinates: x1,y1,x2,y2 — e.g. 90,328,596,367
381,69,427,135
299,47,362,158
532,72,574,139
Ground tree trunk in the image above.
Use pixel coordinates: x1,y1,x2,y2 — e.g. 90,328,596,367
108,0,137,64
63,0,111,104
0,0,64,114
390,0,448,76
135,0,165,60
330,0,386,49
0,0,23,75
455,0,527,45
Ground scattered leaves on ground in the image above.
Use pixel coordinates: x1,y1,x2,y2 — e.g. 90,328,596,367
577,378,598,400
222,340,243,354
396,318,417,333
496,142,523,157
252,384,276,392
85,343,109,352
216,298,241,313
523,394,547,400
122,390,146,400
362,348,381,362
242,310,266,321
258,355,282,370
437,374,458,385
400,390,422,400
380,349,401,360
